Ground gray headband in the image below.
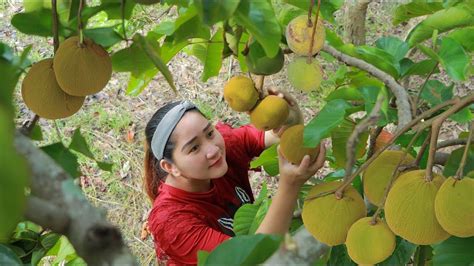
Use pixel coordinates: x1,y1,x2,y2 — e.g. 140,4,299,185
151,100,197,160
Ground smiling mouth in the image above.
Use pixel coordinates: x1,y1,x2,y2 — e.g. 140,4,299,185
209,157,222,168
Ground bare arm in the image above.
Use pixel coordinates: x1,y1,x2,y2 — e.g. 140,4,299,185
255,144,326,234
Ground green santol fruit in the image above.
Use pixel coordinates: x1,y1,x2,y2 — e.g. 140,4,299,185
287,57,322,92
245,39,284,75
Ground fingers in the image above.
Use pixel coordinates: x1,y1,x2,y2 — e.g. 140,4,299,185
311,142,327,171
297,155,311,173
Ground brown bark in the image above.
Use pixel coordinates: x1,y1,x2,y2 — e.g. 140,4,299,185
343,0,371,45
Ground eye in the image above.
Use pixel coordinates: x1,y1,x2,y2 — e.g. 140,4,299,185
207,130,214,137
190,145,199,153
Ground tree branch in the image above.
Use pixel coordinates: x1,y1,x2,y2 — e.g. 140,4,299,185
322,44,412,129
263,227,329,265
14,132,137,265
437,138,474,150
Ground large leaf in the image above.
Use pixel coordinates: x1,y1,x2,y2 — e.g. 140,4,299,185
0,109,29,243
202,28,224,81
400,58,439,78
438,37,469,81
248,200,271,235
331,118,368,169
432,236,474,266
420,80,454,106
41,142,80,178
354,46,400,78
375,36,409,62
358,85,390,125
126,69,158,96
328,245,356,266
304,99,352,147
0,244,22,265
447,26,474,51
134,34,177,92
234,0,281,57
233,204,259,236
195,0,240,25
406,3,474,47
443,146,474,177
11,9,54,37
69,128,113,172
326,86,364,102
205,234,282,265
393,2,444,25
283,0,344,23
378,237,417,266
449,107,474,124
250,144,279,176
83,27,123,48
101,0,136,19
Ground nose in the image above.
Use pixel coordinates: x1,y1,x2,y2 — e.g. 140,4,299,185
206,143,220,159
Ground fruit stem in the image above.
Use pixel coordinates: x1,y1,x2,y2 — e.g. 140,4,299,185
307,0,321,62
455,121,474,180
20,114,40,137
370,128,425,224
414,130,431,166
52,0,59,53
367,126,383,159
256,75,265,99
78,0,85,45
425,93,474,181
307,0,315,27
121,0,128,44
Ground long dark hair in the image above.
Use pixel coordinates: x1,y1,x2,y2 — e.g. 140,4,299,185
144,101,200,201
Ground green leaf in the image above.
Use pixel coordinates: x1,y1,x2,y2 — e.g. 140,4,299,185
393,2,443,25
438,37,469,81
101,0,136,19
358,85,390,125
420,80,454,106
134,34,177,92
417,44,440,61
234,0,281,57
450,107,474,123
248,200,271,235
325,86,364,102
254,182,268,206
41,142,80,178
31,248,47,266
0,244,22,265
184,43,207,63
406,4,474,47
375,36,409,62
84,27,123,48
195,0,240,25
205,234,282,265
378,237,416,265
432,236,474,266
443,146,474,177
331,118,368,169
447,26,474,51
11,9,54,37
328,245,356,266
126,69,159,96
197,250,210,266
202,28,224,81
354,46,400,78
29,124,43,141
0,108,29,243
283,0,344,24
40,233,61,251
69,128,113,172
250,144,279,176
401,59,439,78
233,204,259,236
304,99,351,147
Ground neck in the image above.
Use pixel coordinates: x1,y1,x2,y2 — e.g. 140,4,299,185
165,175,212,192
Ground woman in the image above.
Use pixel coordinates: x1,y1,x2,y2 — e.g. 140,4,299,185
144,98,326,265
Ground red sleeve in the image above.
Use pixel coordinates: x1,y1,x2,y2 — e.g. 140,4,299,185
149,208,230,265
216,122,265,159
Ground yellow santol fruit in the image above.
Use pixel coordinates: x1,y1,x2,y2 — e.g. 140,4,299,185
385,170,450,245
280,124,320,164
287,57,322,92
302,181,367,246
286,15,325,56
345,217,396,265
54,36,112,96
363,150,415,206
435,177,474,237
223,76,259,112
21,58,85,120
250,95,289,131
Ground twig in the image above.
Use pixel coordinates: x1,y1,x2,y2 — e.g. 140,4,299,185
336,94,384,199
78,0,85,45
367,126,383,159
52,0,59,52
455,121,474,179
307,0,321,63
121,0,128,44
425,93,474,181
437,138,474,149
307,0,315,26
322,44,412,129
370,129,425,224
412,63,438,116
414,129,431,166
256,75,265,99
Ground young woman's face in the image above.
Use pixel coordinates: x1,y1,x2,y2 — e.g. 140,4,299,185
169,111,227,180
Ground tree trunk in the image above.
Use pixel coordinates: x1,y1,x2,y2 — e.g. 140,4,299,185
343,0,371,45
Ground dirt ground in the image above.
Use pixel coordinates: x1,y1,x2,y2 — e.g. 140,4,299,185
1,0,472,264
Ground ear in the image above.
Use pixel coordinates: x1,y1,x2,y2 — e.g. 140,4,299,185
160,159,180,177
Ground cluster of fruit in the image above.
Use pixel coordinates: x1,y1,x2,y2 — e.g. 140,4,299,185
22,36,112,119
302,149,473,265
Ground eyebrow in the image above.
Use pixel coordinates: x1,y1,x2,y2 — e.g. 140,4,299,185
181,122,212,152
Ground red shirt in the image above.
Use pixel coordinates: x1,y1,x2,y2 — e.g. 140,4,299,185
148,122,265,265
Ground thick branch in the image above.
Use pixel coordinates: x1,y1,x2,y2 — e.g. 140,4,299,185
263,227,329,265
14,132,137,265
322,44,412,129
437,138,474,150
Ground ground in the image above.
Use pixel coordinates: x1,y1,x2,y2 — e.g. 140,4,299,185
1,0,471,264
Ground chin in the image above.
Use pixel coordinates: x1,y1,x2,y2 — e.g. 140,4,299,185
212,162,228,178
